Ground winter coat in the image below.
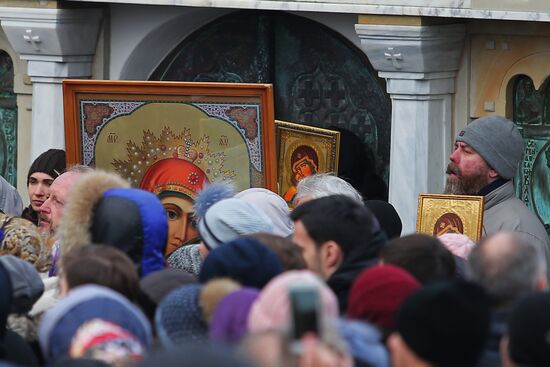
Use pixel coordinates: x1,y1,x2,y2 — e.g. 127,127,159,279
327,230,386,314
0,257,39,366
57,171,167,277
21,206,39,226
483,181,550,279
476,309,507,367
0,176,22,216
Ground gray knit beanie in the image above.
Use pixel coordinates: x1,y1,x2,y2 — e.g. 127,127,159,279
456,115,523,179
198,198,273,251
167,244,202,276
155,284,207,347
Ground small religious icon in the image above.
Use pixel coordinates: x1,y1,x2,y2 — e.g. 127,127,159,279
275,120,340,205
416,194,484,241
282,145,319,203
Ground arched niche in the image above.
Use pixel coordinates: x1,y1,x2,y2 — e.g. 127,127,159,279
496,51,550,117
118,8,232,80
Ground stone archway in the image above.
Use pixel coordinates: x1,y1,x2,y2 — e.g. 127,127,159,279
150,10,391,199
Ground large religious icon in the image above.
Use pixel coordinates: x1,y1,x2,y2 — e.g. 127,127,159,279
416,194,484,241
275,120,340,204
63,80,276,255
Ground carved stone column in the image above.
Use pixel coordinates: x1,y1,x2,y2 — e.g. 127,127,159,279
0,7,102,160
355,22,465,234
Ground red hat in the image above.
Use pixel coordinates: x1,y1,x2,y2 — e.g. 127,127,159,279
139,158,209,200
347,264,421,330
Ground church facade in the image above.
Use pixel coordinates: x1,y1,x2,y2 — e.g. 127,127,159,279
0,0,548,235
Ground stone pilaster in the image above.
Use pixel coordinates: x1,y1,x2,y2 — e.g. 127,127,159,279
0,7,102,160
355,23,465,234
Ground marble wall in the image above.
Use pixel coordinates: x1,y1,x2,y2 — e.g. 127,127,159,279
71,0,550,22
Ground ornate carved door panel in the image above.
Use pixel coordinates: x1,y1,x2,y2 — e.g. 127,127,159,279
151,11,391,198
0,51,17,186
151,12,273,83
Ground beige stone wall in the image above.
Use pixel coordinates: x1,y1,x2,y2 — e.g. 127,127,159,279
0,0,58,8
467,21,550,120
452,32,471,140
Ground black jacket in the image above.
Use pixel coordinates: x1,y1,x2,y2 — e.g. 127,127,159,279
326,230,386,314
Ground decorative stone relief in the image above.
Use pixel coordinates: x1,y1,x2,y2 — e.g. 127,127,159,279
0,7,102,62
384,47,403,69
355,23,465,73
512,75,550,239
0,7,103,158
22,29,40,51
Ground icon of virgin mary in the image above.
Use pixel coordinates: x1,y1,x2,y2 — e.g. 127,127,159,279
433,212,464,237
283,145,319,203
112,127,235,257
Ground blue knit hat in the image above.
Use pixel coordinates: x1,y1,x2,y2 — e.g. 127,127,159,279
155,284,207,347
39,285,152,362
198,198,273,250
199,237,283,288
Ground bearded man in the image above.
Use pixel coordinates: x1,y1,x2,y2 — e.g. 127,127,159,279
445,115,550,278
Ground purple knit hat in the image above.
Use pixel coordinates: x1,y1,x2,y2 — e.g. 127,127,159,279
209,288,259,344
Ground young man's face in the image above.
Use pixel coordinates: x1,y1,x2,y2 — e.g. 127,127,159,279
445,142,495,195
28,172,54,211
292,220,323,276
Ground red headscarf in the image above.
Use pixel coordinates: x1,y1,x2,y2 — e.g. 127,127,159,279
139,158,209,199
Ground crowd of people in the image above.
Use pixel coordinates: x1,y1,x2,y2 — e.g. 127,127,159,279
0,115,547,367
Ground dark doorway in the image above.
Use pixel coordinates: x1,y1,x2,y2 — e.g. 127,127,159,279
151,11,391,199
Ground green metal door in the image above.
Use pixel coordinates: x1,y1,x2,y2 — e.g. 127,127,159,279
513,75,550,238
0,50,17,186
